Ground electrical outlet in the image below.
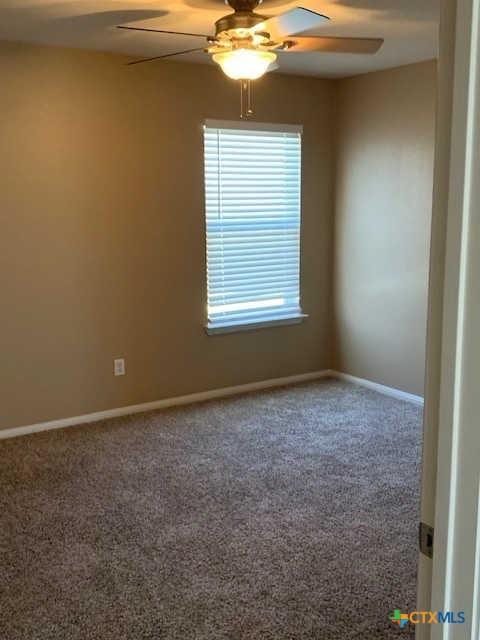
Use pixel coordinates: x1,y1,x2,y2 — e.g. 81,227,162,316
114,358,125,376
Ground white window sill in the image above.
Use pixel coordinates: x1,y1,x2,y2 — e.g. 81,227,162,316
205,314,308,336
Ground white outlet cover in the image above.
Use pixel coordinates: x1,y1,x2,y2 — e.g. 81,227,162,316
114,358,125,376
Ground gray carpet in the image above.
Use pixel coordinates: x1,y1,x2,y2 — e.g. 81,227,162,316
0,379,421,639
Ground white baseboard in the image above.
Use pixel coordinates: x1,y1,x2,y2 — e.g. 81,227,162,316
0,370,333,440
331,370,424,407
0,369,423,441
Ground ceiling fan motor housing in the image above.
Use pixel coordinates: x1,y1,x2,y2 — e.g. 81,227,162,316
215,11,267,39
216,0,268,39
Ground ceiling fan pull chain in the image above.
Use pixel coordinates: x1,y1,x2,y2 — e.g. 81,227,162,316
240,79,245,118
247,80,254,116
240,79,254,119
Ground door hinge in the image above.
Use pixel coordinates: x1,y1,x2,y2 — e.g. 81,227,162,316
419,522,434,558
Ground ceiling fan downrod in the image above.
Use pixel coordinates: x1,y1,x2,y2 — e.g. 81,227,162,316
226,0,263,11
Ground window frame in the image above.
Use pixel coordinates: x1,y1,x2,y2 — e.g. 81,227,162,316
202,119,307,335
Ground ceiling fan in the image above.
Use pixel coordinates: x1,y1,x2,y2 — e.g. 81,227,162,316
117,0,383,115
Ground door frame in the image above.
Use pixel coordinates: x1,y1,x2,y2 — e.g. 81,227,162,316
419,0,480,636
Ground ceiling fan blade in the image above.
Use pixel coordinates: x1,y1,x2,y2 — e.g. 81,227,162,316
281,36,384,54
127,47,206,66
117,25,211,39
254,8,329,41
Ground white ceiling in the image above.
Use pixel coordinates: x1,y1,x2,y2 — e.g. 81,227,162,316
0,0,439,78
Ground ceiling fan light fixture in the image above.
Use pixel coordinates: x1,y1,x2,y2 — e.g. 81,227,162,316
212,48,277,80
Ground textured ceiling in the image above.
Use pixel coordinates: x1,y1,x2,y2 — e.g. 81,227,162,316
0,0,439,78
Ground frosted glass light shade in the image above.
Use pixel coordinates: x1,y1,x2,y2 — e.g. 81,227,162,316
213,49,277,80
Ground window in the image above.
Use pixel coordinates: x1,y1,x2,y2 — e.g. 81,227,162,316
203,120,305,334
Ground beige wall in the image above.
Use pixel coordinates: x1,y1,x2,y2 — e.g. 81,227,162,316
0,41,335,431
334,61,437,396
0,40,436,431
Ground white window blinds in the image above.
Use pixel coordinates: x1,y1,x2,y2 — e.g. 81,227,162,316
204,121,303,332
